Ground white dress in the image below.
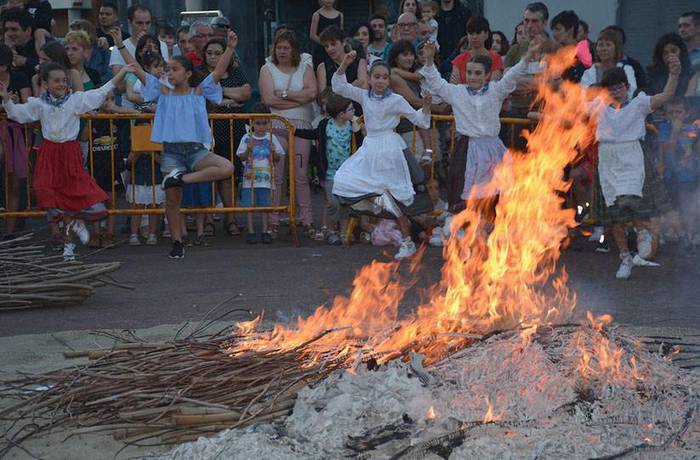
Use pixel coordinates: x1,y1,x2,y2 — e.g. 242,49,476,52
588,94,652,206
331,73,431,205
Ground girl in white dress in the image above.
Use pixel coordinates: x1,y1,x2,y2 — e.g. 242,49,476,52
331,51,432,259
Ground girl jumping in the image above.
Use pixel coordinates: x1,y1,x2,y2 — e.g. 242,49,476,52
331,51,432,259
0,62,133,260
111,29,236,259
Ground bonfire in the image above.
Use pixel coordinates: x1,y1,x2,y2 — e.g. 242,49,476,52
1,47,698,459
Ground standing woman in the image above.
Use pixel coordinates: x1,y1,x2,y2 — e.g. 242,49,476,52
317,26,367,97
200,37,252,236
646,33,692,97
31,42,83,96
581,29,637,98
259,30,319,239
490,30,510,57
350,22,379,68
0,43,31,239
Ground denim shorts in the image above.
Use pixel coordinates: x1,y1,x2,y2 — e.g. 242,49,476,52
160,142,210,173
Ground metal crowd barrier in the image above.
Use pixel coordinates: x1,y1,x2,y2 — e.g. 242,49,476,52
0,113,299,243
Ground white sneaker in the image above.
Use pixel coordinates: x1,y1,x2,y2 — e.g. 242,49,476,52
63,243,76,261
636,229,653,259
395,239,417,260
588,226,604,242
69,220,90,245
146,233,158,246
128,234,141,246
632,254,660,267
615,254,633,280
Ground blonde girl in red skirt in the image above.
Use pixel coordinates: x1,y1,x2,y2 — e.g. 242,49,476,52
0,62,133,260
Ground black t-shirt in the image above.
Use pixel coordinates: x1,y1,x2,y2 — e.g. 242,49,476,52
12,40,39,80
24,0,52,32
97,27,130,48
7,71,31,97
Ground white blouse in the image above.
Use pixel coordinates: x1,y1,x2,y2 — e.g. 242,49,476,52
419,59,527,138
331,72,430,136
3,82,115,143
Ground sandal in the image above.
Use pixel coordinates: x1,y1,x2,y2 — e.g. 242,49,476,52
204,222,215,237
269,224,279,240
194,234,209,246
225,221,241,236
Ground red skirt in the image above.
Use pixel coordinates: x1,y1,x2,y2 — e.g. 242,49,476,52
34,140,109,218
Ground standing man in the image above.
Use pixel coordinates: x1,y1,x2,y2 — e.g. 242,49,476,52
97,1,129,49
504,2,558,117
382,13,419,61
436,0,470,60
1,9,37,79
368,14,391,61
187,20,212,67
679,12,700,72
109,4,169,76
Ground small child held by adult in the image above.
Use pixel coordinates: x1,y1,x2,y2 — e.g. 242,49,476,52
296,93,361,245
658,96,700,254
236,104,285,244
0,62,133,260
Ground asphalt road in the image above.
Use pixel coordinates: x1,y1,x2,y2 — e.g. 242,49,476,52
1,223,698,337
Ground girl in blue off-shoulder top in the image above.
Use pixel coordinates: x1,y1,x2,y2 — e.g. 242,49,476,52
111,28,237,259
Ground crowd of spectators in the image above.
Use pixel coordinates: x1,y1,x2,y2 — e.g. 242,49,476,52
0,1,699,272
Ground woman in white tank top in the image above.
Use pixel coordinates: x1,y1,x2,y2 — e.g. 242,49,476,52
259,30,318,237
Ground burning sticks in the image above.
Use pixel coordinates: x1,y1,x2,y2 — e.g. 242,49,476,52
0,234,126,310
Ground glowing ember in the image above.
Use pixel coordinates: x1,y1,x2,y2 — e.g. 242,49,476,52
427,405,437,420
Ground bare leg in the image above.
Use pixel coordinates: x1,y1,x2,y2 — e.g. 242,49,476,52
262,213,269,233
165,188,183,242
247,212,254,234
183,154,234,184
611,223,630,255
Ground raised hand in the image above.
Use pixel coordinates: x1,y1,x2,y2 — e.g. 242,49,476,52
525,35,544,62
667,55,681,76
342,50,357,66
108,27,123,46
423,42,437,62
227,31,238,49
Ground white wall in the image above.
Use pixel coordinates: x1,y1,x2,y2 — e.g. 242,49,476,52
484,0,619,43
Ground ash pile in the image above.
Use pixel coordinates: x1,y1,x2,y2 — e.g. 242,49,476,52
163,323,700,460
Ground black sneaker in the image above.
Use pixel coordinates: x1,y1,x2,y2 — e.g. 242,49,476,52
595,240,610,253
162,169,184,189
169,240,185,259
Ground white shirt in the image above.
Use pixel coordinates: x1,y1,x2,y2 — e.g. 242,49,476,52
588,93,652,143
109,37,170,68
581,63,637,100
3,82,115,143
331,72,431,136
419,59,527,138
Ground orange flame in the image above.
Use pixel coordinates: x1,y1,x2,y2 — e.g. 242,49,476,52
229,46,612,366
483,396,504,423
427,405,437,420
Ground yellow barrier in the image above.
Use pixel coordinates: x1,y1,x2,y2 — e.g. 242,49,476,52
1,113,299,243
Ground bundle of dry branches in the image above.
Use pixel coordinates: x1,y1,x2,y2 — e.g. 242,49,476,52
0,328,346,455
0,234,124,310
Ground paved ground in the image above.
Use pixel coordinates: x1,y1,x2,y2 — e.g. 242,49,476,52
1,219,699,337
